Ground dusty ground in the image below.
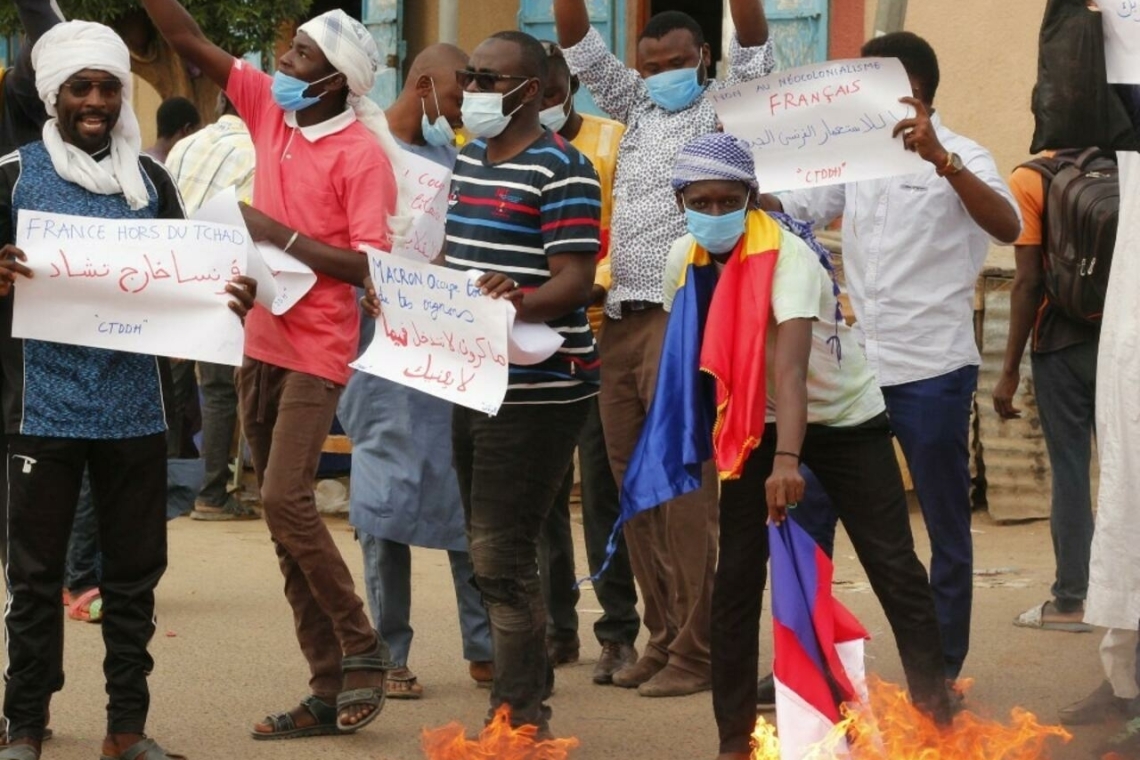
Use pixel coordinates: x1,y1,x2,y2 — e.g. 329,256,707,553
22,509,1123,760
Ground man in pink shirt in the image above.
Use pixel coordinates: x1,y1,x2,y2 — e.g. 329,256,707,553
141,0,398,740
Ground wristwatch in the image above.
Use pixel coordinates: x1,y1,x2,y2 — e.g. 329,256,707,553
937,152,964,177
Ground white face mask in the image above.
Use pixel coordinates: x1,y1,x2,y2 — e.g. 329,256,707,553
539,87,572,133
460,79,530,139
421,78,456,147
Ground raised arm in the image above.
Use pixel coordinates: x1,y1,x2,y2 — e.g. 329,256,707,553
16,0,63,46
556,0,646,123
553,0,590,49
729,0,769,48
138,0,234,89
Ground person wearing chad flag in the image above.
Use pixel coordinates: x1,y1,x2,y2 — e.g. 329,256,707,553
643,132,955,759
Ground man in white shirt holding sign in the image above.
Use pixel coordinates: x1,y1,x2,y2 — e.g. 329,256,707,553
766,31,1020,686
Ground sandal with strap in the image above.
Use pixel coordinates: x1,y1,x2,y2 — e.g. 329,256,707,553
99,737,185,760
251,695,339,741
336,645,388,733
68,588,102,623
385,667,424,700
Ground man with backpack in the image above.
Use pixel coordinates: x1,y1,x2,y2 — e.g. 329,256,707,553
995,148,1115,639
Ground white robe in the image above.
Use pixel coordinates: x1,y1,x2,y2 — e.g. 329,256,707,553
1087,150,1140,631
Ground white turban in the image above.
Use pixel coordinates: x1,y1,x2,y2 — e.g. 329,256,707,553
32,21,148,210
298,10,413,239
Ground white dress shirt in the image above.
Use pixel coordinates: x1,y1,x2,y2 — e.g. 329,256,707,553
780,112,1020,387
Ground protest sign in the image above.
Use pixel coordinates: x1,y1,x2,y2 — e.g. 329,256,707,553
391,149,452,262
12,209,247,365
710,58,926,192
351,251,510,414
192,187,316,315
1095,0,1140,83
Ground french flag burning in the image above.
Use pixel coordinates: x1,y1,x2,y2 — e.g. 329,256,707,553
769,519,869,760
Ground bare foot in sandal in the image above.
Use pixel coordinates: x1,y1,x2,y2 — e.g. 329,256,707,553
339,668,387,726
385,667,424,700
250,695,339,740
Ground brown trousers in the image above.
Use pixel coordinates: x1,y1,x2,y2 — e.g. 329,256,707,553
598,308,718,678
239,358,380,699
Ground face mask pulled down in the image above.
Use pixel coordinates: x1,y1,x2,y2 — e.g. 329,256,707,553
421,78,456,147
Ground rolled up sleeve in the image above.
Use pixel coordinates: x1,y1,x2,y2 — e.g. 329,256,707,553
563,26,648,124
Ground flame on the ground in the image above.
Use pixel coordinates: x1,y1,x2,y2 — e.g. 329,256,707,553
423,705,580,760
752,678,1072,760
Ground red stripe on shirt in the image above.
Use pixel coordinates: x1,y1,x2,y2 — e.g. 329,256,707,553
541,217,602,231
458,196,541,215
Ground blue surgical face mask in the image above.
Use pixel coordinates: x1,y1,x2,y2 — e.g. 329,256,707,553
460,79,530,139
421,78,456,147
684,201,748,254
272,70,337,112
645,65,704,112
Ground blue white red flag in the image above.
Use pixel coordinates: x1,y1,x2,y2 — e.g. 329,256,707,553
770,519,869,759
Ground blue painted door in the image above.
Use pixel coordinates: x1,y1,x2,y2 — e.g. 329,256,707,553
363,0,405,107
763,0,828,68
518,0,626,117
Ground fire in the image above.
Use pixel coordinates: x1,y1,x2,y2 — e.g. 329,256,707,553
422,705,580,760
751,678,1071,760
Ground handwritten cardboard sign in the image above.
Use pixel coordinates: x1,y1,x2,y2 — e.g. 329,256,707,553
391,149,452,263
12,210,247,365
710,58,926,192
192,187,316,315
350,252,510,414
1096,1,1140,83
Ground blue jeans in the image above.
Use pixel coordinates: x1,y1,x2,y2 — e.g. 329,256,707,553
1031,342,1097,611
64,470,100,593
882,365,979,679
357,532,492,667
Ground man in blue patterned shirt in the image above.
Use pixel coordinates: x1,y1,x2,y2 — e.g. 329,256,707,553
554,0,773,698
0,21,253,760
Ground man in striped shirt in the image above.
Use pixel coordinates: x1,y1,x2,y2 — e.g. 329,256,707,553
445,30,601,736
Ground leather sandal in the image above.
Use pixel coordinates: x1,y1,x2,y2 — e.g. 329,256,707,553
385,667,424,700
336,644,388,732
250,695,339,741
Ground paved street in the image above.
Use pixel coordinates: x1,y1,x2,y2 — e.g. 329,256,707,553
29,511,1118,759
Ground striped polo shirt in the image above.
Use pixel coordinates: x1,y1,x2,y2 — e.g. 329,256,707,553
445,130,602,404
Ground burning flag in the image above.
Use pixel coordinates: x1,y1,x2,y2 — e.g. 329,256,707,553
769,518,869,760
422,705,579,760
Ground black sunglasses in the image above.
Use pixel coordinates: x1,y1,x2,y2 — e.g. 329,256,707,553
455,68,530,92
539,40,564,58
65,79,123,98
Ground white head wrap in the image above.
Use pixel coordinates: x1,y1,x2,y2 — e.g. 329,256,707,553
32,21,149,210
298,10,413,238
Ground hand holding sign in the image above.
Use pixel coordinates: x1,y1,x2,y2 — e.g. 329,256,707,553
12,210,249,366
0,244,32,296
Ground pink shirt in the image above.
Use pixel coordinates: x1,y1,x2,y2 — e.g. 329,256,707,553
227,60,396,384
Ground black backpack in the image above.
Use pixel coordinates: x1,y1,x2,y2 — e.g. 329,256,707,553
1021,148,1119,325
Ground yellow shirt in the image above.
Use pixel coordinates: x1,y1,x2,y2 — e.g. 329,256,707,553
570,113,624,334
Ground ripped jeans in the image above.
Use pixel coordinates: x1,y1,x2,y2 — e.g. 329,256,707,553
452,399,589,733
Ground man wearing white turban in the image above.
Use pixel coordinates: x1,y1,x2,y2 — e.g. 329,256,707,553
141,0,398,740
0,18,255,760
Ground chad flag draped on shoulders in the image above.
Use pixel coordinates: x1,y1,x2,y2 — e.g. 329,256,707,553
596,209,781,573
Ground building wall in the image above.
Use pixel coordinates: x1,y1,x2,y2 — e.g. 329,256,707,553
404,1,519,68
905,3,1041,186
